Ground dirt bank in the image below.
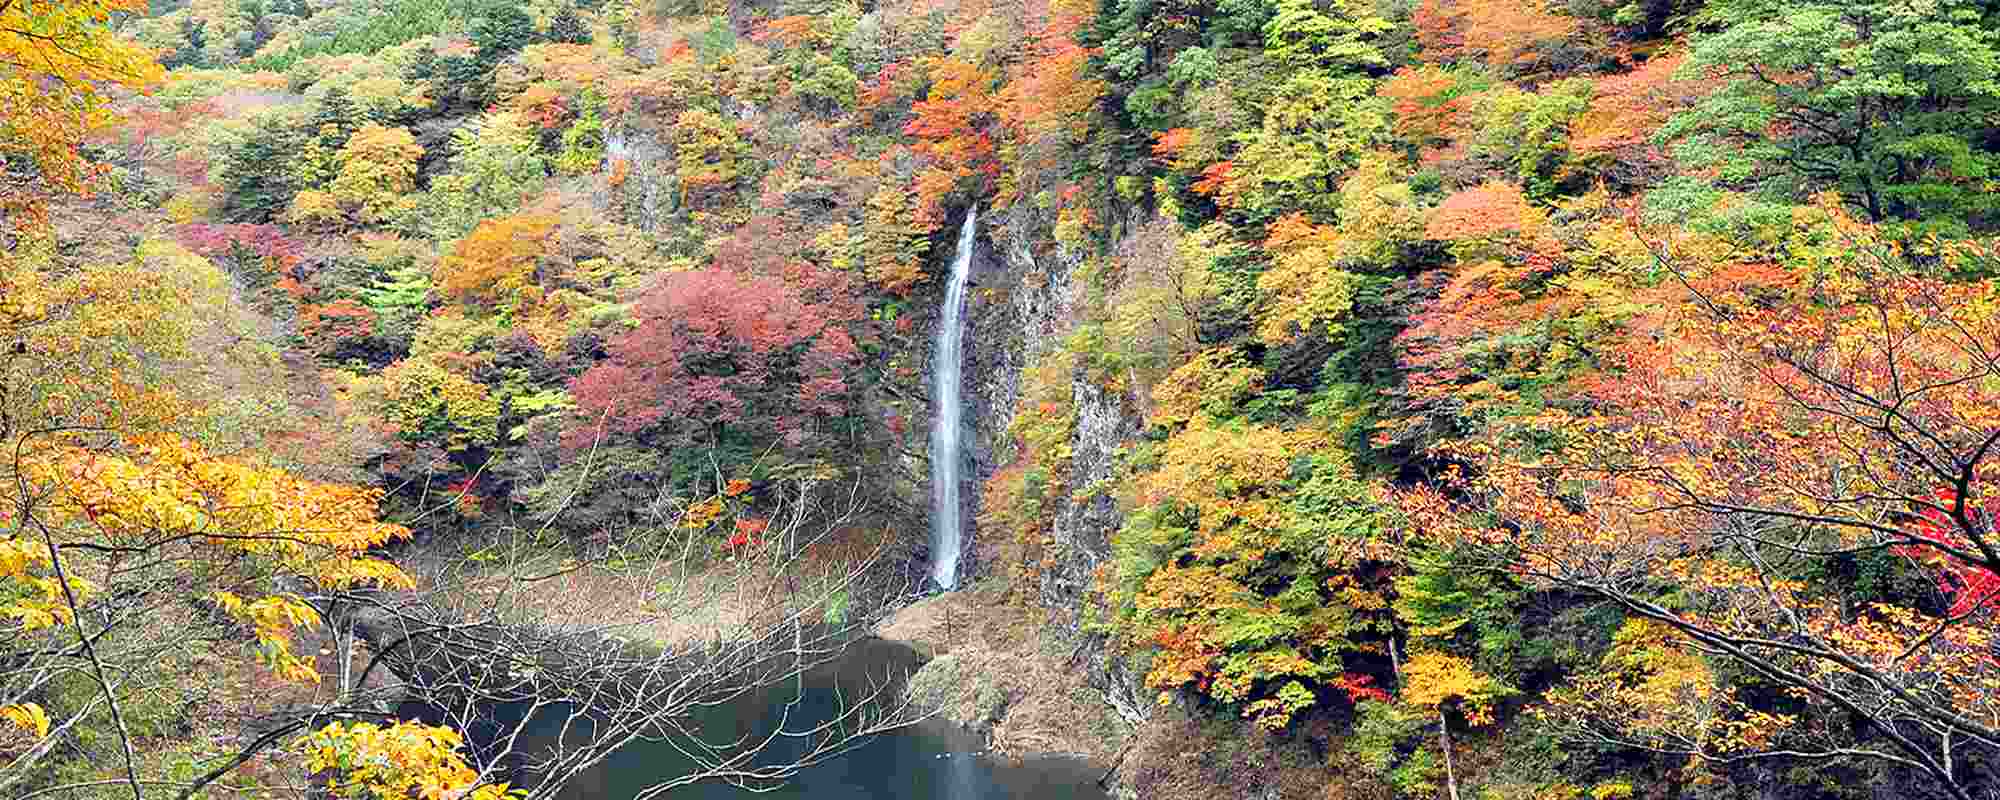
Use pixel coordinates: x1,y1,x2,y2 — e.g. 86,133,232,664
878,578,1133,766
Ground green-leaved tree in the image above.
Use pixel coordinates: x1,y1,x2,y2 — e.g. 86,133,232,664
1661,0,2000,228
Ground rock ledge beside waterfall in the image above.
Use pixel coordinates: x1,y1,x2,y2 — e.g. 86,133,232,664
878,584,1133,766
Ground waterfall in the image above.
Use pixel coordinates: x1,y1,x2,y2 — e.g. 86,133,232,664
929,208,977,591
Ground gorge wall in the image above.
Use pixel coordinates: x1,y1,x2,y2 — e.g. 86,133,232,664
901,200,1155,735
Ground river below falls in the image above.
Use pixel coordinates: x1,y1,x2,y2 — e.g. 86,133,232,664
437,637,1111,800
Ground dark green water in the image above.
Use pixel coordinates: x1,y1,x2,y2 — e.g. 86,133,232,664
469,637,1111,800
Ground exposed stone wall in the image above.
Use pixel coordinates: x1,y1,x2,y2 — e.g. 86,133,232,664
957,202,1153,729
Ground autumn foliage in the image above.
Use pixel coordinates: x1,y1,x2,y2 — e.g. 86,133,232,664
435,213,560,307
1413,0,1580,68
568,268,859,448
1902,490,2000,617
23,0,2000,793
303,721,523,800
0,0,164,223
1398,214,2000,782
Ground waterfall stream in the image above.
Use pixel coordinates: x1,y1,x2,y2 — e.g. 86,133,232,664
929,208,977,591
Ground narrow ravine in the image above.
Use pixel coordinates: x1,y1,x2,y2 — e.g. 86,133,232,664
929,208,977,591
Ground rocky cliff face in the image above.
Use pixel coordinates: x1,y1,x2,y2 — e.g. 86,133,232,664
600,129,675,231
956,203,1152,728
877,201,1155,784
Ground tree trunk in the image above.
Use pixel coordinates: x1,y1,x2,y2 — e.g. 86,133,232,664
334,618,354,699
1439,713,1460,800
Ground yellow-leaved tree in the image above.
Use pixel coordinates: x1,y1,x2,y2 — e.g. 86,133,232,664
303,721,522,800
329,123,425,225
1398,651,1514,800
0,0,164,224
0,23,499,786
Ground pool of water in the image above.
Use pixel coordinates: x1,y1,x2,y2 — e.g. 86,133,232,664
456,637,1111,800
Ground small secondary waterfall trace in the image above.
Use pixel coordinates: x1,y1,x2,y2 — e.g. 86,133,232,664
929,207,977,590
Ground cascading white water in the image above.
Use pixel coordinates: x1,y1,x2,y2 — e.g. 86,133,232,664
929,208,978,591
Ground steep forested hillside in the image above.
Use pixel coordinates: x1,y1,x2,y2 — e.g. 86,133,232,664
6,0,2000,797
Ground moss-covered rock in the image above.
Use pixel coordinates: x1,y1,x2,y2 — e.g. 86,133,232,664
906,650,1015,730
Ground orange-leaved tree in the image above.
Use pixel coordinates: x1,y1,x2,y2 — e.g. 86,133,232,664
1412,0,1581,69
435,212,562,308
1383,186,1663,452
1400,201,2000,799
903,54,1002,225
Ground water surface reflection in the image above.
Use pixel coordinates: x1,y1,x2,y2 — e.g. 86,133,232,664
501,637,1111,800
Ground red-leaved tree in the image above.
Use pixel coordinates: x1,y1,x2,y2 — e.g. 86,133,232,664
566,268,859,450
